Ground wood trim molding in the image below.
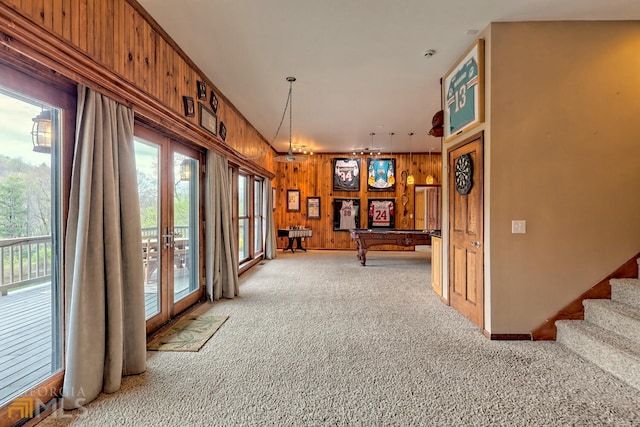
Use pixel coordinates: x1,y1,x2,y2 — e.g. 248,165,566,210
531,251,640,341
0,3,274,180
483,330,532,340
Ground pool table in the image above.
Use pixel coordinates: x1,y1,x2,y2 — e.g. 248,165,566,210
349,228,431,266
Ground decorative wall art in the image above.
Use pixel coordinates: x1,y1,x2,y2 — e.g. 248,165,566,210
333,198,360,231
367,198,395,229
209,90,219,113
219,121,227,141
307,197,321,219
197,80,207,100
287,189,300,211
199,103,217,137
333,158,360,192
182,96,195,117
367,158,396,192
443,39,485,142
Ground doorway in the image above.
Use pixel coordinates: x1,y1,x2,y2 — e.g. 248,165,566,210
134,125,204,334
448,133,484,329
414,185,441,251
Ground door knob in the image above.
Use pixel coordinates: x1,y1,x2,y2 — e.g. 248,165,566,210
470,241,481,247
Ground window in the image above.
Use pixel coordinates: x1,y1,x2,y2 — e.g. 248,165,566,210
254,179,264,254
238,173,250,262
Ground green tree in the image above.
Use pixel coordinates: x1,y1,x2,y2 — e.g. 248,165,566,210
0,174,28,238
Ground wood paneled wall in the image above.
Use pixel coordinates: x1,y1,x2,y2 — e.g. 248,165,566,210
273,152,442,249
0,0,274,173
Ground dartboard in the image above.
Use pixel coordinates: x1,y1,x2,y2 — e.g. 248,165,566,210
455,154,473,195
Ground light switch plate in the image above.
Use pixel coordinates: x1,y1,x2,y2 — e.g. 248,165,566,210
512,220,526,234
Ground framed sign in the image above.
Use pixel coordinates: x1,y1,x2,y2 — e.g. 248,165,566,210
199,104,217,137
287,189,300,211
333,158,361,192
333,198,360,231
182,96,195,117
307,197,320,219
367,158,396,192
219,121,227,141
367,198,395,229
197,80,207,100
443,39,484,142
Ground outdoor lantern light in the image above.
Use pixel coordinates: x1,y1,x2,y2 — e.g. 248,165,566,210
179,159,191,181
31,109,52,153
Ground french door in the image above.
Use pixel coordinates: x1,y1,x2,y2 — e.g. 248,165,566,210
134,125,204,334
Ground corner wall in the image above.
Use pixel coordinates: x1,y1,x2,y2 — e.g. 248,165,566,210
489,21,640,333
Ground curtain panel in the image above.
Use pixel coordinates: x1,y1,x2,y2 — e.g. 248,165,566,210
63,85,146,409
263,178,277,259
205,151,239,300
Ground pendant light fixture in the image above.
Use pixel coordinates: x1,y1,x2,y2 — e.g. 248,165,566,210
273,77,307,163
426,146,435,184
407,132,415,185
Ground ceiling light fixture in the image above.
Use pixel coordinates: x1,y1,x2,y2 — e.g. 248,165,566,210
273,76,307,163
407,132,415,185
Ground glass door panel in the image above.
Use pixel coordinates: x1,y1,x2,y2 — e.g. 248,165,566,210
0,89,62,406
172,153,199,303
134,139,161,320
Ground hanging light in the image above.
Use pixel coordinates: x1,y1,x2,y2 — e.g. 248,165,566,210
31,109,52,153
426,146,435,184
388,132,394,154
407,132,415,185
274,77,307,163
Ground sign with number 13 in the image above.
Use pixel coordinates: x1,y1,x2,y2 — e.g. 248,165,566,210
443,39,484,142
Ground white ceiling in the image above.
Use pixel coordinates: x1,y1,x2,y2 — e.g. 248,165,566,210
138,0,640,154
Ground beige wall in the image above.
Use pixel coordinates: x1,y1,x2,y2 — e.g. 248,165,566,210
489,21,640,333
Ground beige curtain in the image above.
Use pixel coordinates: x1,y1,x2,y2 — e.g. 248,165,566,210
205,150,239,300
63,85,146,409
263,178,277,259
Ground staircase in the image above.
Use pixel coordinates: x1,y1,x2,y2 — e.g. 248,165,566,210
556,260,640,391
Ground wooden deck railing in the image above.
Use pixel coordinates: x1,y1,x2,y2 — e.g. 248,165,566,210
0,235,52,296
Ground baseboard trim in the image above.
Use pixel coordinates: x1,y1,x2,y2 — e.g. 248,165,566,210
486,332,532,340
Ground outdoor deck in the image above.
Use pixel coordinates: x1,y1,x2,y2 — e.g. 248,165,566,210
0,280,189,406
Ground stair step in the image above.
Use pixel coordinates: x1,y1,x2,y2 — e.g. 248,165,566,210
556,319,640,391
583,299,640,345
611,278,640,308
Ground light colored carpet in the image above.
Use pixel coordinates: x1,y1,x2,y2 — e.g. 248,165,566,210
40,250,640,426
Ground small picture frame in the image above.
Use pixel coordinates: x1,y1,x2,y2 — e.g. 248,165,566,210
307,197,321,219
209,90,219,113
333,198,360,231
199,103,217,137
272,187,277,211
367,198,395,229
287,189,300,211
197,80,207,100
219,121,227,141
182,96,195,117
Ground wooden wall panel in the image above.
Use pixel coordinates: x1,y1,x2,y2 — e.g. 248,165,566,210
0,0,274,174
273,152,442,250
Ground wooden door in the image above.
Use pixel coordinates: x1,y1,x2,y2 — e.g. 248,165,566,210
448,134,484,329
414,188,426,230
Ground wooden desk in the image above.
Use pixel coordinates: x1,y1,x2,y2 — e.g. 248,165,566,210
277,228,312,253
349,229,431,266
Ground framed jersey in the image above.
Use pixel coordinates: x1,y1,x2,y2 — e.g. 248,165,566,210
366,158,396,192
333,198,360,231
443,38,484,142
367,198,395,229
333,158,361,192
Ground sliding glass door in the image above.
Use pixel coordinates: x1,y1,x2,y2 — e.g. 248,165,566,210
134,126,203,333
0,67,75,416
